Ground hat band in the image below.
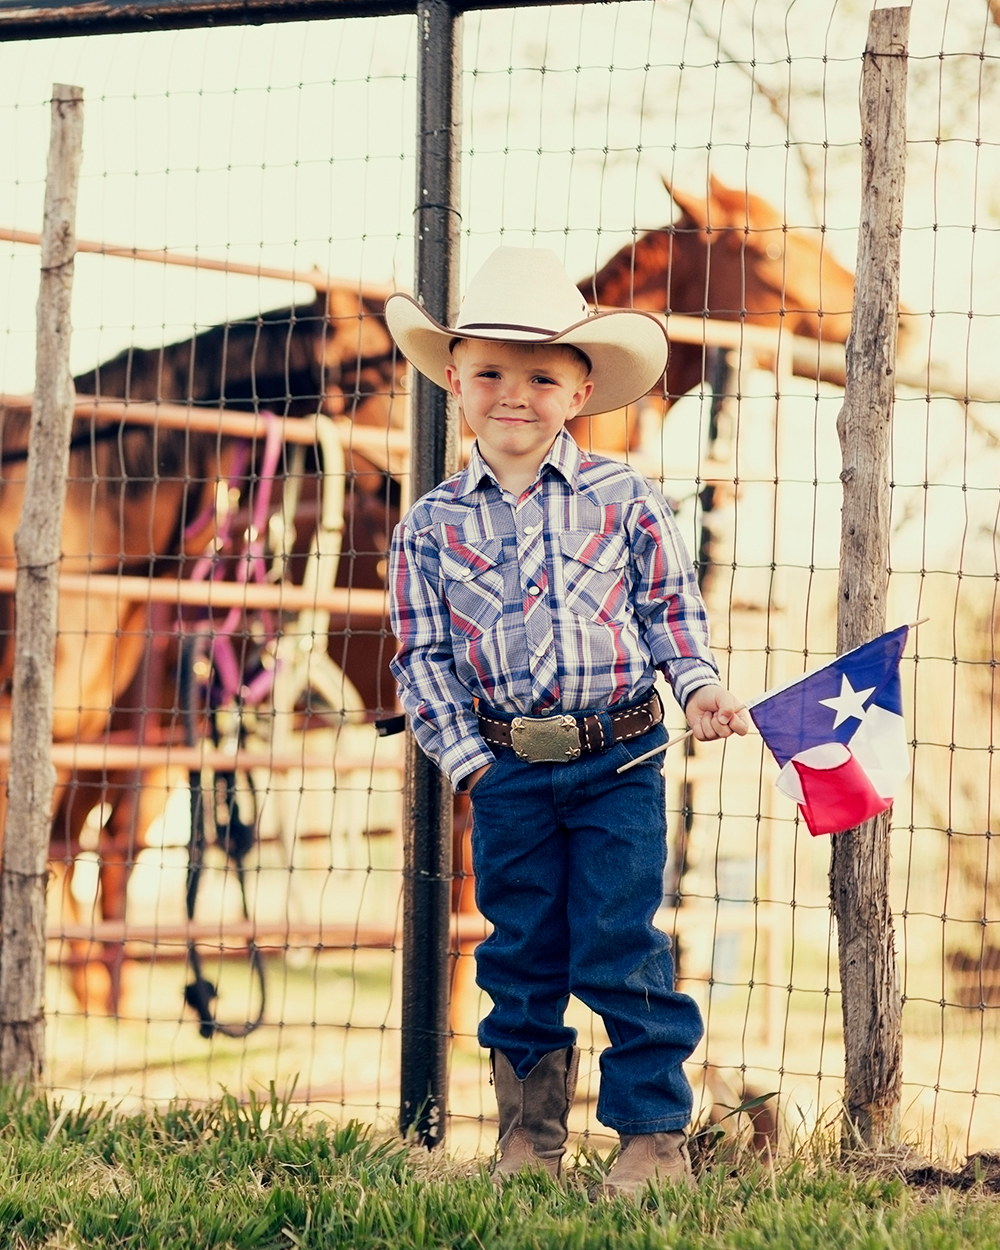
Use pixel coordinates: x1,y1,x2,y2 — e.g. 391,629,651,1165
457,321,560,337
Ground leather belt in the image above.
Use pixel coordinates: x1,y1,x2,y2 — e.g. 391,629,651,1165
477,690,663,764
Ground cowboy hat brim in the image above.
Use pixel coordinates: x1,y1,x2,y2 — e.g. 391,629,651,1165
384,293,667,418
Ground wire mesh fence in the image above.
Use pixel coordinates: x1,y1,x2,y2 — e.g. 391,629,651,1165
0,0,999,1160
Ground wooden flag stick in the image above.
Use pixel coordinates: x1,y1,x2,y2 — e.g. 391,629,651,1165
616,727,695,773
616,705,749,775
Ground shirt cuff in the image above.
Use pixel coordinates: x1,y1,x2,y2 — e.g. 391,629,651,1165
450,744,498,794
663,659,722,710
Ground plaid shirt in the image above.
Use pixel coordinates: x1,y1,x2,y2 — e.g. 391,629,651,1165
389,429,720,789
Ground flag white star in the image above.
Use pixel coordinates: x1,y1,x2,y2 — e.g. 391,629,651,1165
819,675,876,729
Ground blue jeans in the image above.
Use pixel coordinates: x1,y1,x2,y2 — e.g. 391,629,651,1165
470,710,704,1134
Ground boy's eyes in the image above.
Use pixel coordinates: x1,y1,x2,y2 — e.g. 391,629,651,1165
472,369,559,386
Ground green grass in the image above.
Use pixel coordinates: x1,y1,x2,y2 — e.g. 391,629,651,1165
0,1086,996,1249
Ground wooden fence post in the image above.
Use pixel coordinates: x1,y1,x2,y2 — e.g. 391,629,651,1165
0,84,84,1085
830,7,909,1151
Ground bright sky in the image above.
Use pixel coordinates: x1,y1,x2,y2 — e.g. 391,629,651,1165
0,0,997,395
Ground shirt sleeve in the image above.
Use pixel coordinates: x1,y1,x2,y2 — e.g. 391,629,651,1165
388,516,497,791
628,489,721,708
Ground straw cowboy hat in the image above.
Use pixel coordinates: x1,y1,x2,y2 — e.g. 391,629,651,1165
384,247,667,418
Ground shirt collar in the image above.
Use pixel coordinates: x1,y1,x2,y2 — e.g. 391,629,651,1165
456,428,582,499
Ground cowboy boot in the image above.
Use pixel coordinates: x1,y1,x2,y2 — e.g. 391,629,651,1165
594,1131,694,1199
490,1046,579,1181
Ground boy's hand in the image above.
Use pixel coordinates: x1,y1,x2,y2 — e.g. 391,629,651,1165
685,685,750,741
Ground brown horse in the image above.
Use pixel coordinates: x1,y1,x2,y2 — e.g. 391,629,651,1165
68,280,407,723
1,281,406,1013
578,175,859,449
73,282,406,715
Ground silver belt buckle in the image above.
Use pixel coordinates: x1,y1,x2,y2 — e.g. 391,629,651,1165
510,715,582,764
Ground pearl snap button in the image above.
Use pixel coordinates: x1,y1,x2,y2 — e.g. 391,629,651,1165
527,585,541,596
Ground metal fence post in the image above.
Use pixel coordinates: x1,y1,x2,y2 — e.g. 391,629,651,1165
399,0,462,1148
831,5,909,1152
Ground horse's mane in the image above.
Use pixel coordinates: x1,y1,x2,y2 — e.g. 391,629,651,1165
74,299,327,417
75,289,399,413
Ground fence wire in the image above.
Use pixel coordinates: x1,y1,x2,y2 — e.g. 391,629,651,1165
0,0,999,1161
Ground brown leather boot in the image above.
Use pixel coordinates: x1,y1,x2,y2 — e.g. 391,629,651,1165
594,1131,694,1199
490,1046,579,1182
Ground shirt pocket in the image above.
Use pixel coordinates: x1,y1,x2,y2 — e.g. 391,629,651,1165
439,537,507,637
558,530,630,624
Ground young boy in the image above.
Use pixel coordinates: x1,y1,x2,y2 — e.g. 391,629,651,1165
385,248,748,1195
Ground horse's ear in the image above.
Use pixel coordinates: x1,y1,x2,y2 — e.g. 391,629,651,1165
662,175,752,234
324,284,357,324
705,175,740,223
709,177,785,236
662,175,708,228
322,284,394,360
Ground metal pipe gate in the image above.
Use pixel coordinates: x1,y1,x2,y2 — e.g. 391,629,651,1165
399,0,462,1149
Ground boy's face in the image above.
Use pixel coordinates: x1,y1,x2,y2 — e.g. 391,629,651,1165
445,339,593,484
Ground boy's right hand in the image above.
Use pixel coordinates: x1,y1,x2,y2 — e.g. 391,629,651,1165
685,684,750,741
466,763,492,794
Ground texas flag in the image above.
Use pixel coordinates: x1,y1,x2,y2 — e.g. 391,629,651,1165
747,627,911,837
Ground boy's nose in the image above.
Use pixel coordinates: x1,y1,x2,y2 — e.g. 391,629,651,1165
501,382,529,407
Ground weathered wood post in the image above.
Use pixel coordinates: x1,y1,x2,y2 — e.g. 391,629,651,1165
0,84,84,1084
830,7,909,1151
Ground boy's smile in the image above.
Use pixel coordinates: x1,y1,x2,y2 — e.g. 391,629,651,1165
445,340,594,494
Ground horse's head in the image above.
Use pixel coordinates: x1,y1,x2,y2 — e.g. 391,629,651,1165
665,175,855,344
580,176,864,407
314,285,407,429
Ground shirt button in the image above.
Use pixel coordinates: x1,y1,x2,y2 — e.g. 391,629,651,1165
534,645,548,658
527,585,541,597
524,524,538,534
